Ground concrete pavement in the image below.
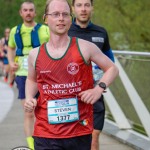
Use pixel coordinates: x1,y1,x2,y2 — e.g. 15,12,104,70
0,79,135,150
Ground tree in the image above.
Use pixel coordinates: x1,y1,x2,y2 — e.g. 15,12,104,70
0,0,150,51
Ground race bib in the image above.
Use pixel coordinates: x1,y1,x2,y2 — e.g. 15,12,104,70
22,57,28,70
47,98,79,124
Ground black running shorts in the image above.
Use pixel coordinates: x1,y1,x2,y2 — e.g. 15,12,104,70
93,95,105,130
34,134,92,150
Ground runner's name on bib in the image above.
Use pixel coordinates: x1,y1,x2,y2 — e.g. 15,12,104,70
22,57,28,70
47,98,79,124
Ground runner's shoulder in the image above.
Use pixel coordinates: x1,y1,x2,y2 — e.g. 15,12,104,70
90,23,108,34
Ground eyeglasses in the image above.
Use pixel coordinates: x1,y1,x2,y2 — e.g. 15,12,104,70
46,12,72,19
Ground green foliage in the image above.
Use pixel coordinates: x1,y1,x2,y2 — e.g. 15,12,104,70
93,0,150,51
0,0,22,31
34,0,46,23
0,0,150,51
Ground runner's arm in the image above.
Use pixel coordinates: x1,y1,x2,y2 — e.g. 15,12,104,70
7,46,19,71
78,39,119,104
25,48,38,112
103,49,115,62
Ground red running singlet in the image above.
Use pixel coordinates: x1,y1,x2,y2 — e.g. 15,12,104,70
34,37,94,138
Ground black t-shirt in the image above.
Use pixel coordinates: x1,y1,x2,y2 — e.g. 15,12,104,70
68,21,111,52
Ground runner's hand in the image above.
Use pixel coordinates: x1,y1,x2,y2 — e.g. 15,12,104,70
24,98,37,112
10,62,19,72
78,86,103,104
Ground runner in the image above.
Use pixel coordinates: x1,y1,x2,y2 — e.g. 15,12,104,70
0,40,4,76
0,28,15,86
68,0,115,149
8,1,50,149
24,0,119,149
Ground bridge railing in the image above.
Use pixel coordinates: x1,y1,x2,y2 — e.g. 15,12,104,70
104,50,150,138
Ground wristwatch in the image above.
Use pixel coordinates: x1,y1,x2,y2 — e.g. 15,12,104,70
98,82,106,90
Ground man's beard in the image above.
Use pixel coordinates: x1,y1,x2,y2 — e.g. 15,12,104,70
25,19,33,23
78,17,90,25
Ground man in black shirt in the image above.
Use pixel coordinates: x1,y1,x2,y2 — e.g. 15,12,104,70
68,0,114,150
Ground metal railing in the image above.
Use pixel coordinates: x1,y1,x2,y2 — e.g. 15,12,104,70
104,50,150,138
113,50,150,57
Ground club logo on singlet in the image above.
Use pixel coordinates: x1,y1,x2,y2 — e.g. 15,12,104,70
67,62,79,75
